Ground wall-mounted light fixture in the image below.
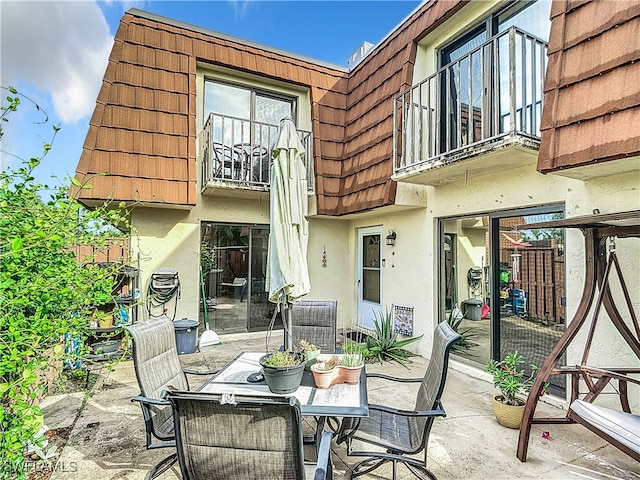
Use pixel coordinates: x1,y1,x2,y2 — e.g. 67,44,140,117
385,229,397,246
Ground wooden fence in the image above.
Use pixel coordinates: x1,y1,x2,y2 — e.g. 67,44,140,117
500,242,565,324
70,237,130,265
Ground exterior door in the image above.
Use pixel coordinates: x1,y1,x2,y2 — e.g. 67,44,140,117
357,226,382,331
201,223,273,334
247,226,270,331
444,233,457,310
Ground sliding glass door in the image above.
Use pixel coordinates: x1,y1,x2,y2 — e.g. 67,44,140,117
439,204,566,396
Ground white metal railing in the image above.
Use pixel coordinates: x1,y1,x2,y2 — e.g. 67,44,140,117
202,113,314,190
394,27,548,172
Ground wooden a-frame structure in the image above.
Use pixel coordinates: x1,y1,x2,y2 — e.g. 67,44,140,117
516,210,640,462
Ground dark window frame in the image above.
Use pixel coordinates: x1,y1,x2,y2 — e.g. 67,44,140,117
203,78,298,127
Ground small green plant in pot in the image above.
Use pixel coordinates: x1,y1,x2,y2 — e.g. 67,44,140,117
338,351,364,385
485,351,546,406
485,351,547,428
310,354,339,389
297,339,321,369
340,352,364,368
259,351,305,394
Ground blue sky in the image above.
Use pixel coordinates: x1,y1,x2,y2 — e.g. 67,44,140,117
1,0,421,191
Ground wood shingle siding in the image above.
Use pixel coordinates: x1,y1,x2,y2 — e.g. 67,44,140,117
75,1,640,210
75,1,527,215
74,8,353,211
538,0,640,173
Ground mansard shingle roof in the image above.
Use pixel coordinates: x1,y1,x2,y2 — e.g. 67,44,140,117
72,2,464,214
73,0,638,214
538,0,640,173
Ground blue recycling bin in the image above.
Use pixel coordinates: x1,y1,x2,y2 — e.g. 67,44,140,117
174,318,200,355
512,289,528,316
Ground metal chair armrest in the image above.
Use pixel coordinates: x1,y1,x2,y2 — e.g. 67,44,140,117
314,431,333,480
183,368,218,376
132,395,171,406
368,401,447,418
365,372,422,383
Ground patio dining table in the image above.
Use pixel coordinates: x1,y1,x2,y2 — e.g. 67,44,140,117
200,351,369,440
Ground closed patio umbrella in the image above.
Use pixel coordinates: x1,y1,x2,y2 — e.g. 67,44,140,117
266,117,311,348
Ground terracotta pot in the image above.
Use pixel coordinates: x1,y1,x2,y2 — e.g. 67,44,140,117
311,364,338,389
492,394,526,429
338,364,363,385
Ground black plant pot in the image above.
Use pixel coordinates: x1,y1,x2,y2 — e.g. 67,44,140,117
259,354,305,394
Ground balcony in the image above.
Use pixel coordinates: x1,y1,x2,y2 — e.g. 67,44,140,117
201,113,314,196
394,27,548,185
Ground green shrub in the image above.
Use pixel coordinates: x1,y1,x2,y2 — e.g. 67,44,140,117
485,351,547,406
446,306,478,354
0,87,130,479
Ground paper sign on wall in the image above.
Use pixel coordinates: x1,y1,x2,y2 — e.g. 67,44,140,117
393,305,414,336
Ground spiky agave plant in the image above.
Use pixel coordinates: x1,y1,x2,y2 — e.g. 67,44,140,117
365,307,422,367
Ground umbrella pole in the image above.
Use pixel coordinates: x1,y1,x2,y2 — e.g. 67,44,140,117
282,302,293,351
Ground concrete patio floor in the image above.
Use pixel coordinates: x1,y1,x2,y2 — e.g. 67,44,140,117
44,330,639,480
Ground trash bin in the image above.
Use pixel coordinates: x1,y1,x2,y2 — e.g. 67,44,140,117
461,299,482,321
174,318,199,355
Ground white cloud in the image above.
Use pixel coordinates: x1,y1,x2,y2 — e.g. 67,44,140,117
228,0,253,18
1,0,113,123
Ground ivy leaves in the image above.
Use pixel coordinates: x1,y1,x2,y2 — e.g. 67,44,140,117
0,87,129,479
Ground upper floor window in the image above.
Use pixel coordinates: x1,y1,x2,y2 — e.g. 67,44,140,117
496,0,551,40
394,0,551,172
440,1,551,68
437,0,551,150
203,79,297,151
201,79,311,186
204,80,296,127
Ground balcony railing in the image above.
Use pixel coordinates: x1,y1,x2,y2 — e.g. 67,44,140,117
202,113,314,191
394,27,548,173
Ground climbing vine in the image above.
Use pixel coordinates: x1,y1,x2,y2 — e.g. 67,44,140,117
0,87,129,478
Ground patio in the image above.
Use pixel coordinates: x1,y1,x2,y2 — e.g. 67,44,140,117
43,330,638,480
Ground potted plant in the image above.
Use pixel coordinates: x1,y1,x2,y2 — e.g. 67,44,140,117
91,339,120,355
485,351,547,428
310,354,339,389
92,309,114,329
297,339,321,370
338,351,364,385
259,350,305,394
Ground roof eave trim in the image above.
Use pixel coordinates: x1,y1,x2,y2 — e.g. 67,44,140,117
127,7,349,73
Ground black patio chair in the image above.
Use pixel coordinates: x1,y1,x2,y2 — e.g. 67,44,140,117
126,315,216,475
284,300,340,441
212,142,245,180
286,300,338,353
336,321,461,480
155,391,333,480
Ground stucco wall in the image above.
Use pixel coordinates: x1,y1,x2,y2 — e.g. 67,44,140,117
131,195,271,322
305,218,351,324
130,201,350,327
130,208,199,321
562,171,640,409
